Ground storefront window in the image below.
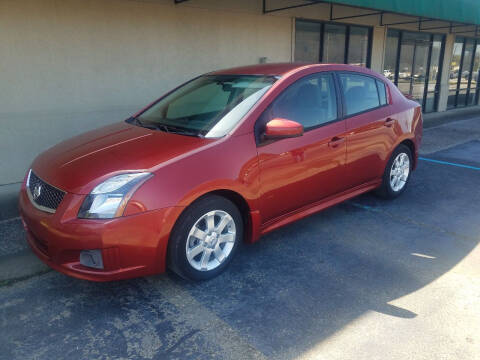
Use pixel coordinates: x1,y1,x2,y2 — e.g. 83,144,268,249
468,44,480,105
323,24,346,63
383,30,399,81
424,35,444,113
295,20,371,67
384,29,445,113
294,21,321,63
348,26,370,67
448,37,480,109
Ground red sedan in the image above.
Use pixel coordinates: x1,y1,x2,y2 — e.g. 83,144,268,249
19,63,422,281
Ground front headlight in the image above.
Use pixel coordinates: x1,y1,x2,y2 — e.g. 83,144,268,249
78,172,152,219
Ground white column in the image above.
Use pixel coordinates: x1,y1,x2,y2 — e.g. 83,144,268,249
370,25,386,73
437,33,456,112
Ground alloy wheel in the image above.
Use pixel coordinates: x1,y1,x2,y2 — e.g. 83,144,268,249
185,210,236,271
389,152,410,192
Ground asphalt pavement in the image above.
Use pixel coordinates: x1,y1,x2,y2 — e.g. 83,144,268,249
0,117,479,360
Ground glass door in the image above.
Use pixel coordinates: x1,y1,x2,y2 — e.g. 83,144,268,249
411,35,430,104
384,29,445,112
468,43,480,105
424,35,444,112
397,34,414,96
448,37,480,109
397,32,431,105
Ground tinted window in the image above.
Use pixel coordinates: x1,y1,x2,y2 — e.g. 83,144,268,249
376,80,387,105
263,73,337,131
339,73,380,115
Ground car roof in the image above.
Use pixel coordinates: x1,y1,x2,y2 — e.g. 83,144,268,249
209,62,380,77
210,63,309,76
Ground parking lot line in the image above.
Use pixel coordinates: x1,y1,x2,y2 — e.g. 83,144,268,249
418,157,480,171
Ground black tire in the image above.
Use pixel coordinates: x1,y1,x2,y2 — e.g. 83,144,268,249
376,144,413,199
167,195,243,281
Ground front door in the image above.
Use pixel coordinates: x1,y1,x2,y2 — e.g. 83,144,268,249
255,73,348,223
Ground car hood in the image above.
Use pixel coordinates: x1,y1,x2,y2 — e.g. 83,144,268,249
32,122,214,194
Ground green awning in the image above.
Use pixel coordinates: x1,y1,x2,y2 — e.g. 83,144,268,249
328,0,480,26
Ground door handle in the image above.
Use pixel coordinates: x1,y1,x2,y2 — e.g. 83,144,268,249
328,136,345,148
291,149,305,162
384,118,396,127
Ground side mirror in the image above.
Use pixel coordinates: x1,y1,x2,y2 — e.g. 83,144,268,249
264,118,304,140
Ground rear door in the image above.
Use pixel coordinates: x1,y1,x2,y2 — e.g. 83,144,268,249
338,72,396,188
255,72,348,223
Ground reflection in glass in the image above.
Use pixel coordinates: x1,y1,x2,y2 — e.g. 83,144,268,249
469,44,480,105
424,35,444,112
384,30,444,112
448,38,464,108
348,26,369,67
294,20,372,67
460,39,475,91
411,39,430,103
295,21,321,62
448,37,480,108
383,30,399,80
323,24,346,63
397,39,414,95
428,36,443,91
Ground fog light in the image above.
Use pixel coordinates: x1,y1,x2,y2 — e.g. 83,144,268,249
80,250,104,269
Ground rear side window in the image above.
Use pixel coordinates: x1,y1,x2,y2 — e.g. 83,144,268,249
339,73,380,116
376,80,388,105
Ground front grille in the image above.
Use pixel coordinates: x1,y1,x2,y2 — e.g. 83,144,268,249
27,170,65,213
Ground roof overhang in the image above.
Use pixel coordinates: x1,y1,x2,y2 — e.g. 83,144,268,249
261,0,480,35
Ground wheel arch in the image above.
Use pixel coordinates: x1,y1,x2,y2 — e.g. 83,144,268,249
208,189,251,234
174,188,256,245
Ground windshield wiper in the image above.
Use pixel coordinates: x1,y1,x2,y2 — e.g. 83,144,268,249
128,116,158,130
128,117,202,137
156,124,203,137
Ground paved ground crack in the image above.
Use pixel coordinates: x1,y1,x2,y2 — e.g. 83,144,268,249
0,268,52,288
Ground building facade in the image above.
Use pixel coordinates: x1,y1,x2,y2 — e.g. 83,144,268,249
1,0,480,217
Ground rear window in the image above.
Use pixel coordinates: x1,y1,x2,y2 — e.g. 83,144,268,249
339,73,380,116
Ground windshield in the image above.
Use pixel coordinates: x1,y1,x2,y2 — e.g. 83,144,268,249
131,75,277,138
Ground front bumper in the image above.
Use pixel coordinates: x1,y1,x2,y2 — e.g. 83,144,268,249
19,189,184,281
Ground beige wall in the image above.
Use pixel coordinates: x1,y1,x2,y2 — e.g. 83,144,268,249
0,0,292,185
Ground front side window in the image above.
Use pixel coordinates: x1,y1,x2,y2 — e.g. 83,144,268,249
134,75,276,138
258,73,337,136
339,73,381,116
